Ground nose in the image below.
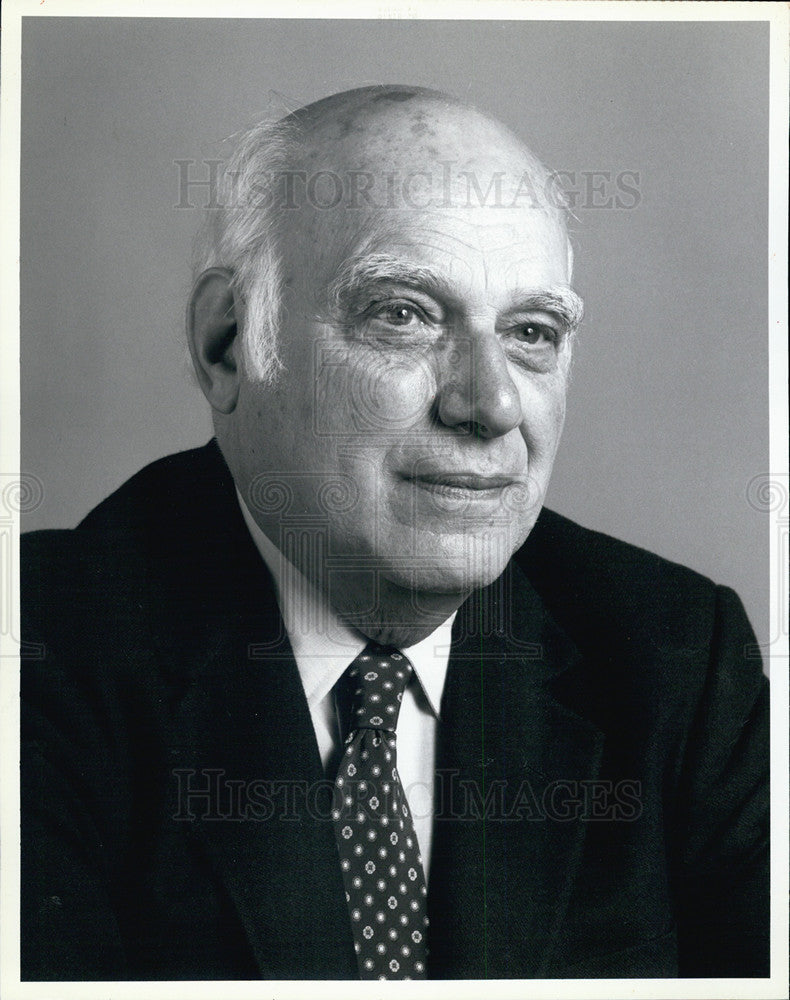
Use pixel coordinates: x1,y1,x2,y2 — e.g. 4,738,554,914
436,332,523,439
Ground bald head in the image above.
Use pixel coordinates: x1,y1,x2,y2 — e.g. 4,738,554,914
283,85,563,217
289,85,529,158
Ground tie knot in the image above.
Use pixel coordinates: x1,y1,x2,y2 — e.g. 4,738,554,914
342,643,412,734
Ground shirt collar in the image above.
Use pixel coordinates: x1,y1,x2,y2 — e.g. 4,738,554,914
237,491,453,718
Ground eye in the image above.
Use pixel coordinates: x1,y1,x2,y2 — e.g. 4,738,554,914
515,322,556,345
368,301,426,329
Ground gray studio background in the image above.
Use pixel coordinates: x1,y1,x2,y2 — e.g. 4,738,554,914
20,18,770,651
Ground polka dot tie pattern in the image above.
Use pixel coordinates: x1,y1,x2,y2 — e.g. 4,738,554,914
332,643,429,980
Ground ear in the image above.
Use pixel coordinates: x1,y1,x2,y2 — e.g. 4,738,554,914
187,268,242,414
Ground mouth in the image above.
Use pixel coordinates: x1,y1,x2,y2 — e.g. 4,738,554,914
404,472,517,495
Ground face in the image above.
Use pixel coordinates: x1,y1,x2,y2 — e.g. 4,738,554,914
234,157,577,606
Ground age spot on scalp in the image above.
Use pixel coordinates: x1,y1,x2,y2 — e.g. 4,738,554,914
368,89,423,105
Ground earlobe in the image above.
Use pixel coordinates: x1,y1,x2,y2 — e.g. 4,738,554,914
187,268,241,414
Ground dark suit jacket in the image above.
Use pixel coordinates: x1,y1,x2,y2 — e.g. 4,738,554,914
21,440,769,980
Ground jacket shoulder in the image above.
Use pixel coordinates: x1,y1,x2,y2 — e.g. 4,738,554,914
21,441,229,636
520,508,764,751
77,440,230,535
519,507,728,656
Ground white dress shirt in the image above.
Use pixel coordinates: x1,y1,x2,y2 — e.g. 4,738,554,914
237,495,454,878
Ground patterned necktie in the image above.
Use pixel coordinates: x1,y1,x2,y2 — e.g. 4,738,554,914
332,643,429,980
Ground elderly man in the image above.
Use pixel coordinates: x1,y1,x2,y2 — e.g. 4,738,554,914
21,86,768,981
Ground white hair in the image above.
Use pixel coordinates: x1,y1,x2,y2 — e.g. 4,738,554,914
191,117,302,384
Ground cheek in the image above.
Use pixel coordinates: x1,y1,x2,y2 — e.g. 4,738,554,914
236,377,310,482
516,374,568,456
316,348,437,434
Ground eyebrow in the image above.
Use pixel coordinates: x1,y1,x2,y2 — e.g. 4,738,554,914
326,252,584,331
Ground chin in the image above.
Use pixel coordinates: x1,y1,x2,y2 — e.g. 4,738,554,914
379,530,522,597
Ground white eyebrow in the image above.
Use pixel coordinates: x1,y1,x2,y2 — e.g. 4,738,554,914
327,253,448,314
326,251,584,332
513,289,585,331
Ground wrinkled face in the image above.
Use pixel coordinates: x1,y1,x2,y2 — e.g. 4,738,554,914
235,162,577,601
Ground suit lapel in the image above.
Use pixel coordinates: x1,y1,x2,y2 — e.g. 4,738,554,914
167,622,357,979
149,442,357,978
427,559,605,978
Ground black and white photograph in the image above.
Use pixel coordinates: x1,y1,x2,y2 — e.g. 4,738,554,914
1,3,787,997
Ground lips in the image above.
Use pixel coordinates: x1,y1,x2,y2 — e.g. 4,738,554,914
408,472,516,491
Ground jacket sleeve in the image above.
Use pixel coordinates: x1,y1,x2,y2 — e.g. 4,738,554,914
673,584,769,977
21,531,130,980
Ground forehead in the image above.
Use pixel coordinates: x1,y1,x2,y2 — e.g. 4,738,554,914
284,201,570,306
278,96,570,285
